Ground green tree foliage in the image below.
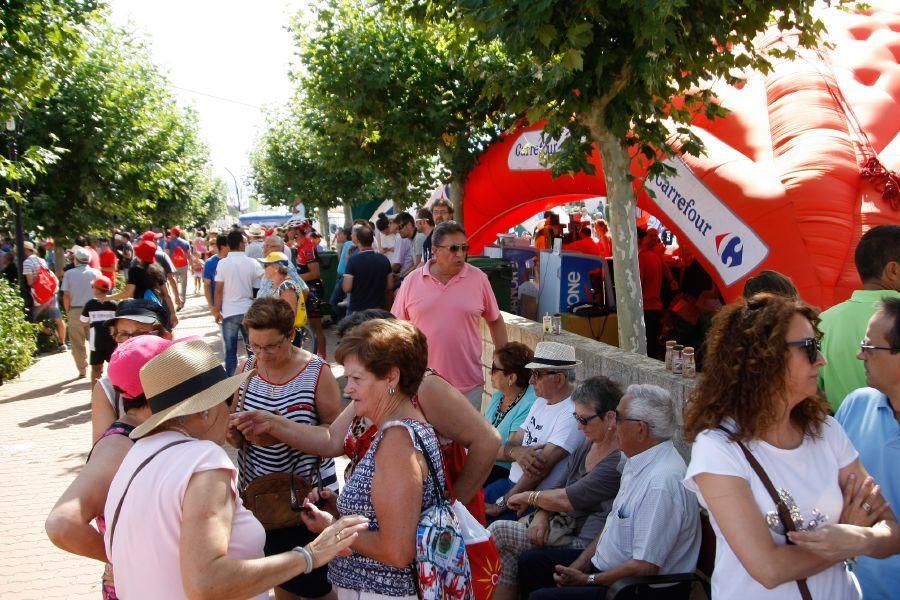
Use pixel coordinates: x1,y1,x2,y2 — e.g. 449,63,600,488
286,0,510,211
0,278,36,382
19,18,221,240
1,0,97,204
408,0,825,353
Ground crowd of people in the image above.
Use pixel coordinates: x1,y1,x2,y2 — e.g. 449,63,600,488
30,217,900,600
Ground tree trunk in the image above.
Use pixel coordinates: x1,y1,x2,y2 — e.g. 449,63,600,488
449,178,464,227
342,202,353,224
591,127,647,355
316,205,330,248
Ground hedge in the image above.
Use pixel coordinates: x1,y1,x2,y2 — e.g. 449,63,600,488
0,278,37,383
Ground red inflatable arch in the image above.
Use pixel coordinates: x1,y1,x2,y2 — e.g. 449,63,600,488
463,0,900,310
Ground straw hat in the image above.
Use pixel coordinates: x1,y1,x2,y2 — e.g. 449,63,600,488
524,341,581,370
246,223,264,238
129,340,252,439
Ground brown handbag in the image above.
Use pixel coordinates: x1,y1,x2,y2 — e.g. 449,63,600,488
235,356,323,531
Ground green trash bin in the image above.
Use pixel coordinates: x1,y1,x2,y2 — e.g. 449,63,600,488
467,256,515,312
317,251,339,317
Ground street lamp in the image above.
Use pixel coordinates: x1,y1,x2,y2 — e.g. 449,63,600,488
5,117,27,299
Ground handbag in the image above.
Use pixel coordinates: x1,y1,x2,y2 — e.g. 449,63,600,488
408,427,475,600
718,427,813,600
518,511,577,547
236,356,322,531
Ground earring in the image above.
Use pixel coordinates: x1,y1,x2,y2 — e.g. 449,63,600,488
608,427,614,431
203,410,209,419
389,387,396,396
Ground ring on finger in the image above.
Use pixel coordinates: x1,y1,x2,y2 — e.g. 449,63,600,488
862,502,873,513
336,528,344,541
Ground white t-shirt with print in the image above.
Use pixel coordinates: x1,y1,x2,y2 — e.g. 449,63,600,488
509,395,582,488
684,417,861,599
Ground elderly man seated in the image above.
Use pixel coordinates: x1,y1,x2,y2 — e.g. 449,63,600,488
521,384,701,599
485,341,584,521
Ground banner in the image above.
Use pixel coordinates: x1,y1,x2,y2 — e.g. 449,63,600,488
507,129,570,171
645,157,769,286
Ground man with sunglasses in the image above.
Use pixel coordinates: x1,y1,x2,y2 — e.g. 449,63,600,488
819,225,900,411
391,220,507,410
486,342,582,521
824,298,900,600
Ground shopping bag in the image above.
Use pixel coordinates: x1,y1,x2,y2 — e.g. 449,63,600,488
452,500,501,600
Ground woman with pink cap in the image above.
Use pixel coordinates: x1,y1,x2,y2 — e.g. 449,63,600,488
46,335,175,600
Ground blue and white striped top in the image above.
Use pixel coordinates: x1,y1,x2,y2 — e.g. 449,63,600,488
237,355,338,492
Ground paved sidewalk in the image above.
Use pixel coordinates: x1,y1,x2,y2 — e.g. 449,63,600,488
0,293,347,599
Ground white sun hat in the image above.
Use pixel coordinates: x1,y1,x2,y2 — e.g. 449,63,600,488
524,341,582,370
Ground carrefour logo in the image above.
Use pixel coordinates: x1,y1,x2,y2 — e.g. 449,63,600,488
715,233,744,268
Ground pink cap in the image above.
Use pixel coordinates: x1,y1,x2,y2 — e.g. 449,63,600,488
108,336,175,399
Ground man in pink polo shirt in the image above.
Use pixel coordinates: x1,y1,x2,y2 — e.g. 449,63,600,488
392,221,508,409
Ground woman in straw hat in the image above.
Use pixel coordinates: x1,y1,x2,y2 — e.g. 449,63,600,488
46,336,171,600
103,339,366,600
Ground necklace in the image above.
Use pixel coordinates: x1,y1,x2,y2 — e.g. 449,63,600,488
164,424,193,438
492,388,526,428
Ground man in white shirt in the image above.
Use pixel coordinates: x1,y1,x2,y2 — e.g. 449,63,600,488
214,230,264,375
488,341,583,519
392,212,416,276
521,384,700,598
61,247,101,377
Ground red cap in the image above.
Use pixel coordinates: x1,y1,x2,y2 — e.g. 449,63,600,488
108,336,176,399
134,240,157,264
169,226,181,237
141,231,161,241
92,275,112,291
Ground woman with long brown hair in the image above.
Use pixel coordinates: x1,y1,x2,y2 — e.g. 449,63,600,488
683,293,897,599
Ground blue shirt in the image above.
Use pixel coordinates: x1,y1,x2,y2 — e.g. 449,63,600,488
202,255,221,303
337,241,356,275
835,388,900,600
483,385,537,471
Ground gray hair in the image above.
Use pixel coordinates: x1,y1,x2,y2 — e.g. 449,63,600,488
624,384,677,440
432,221,467,248
572,376,623,414
563,369,577,383
265,234,283,247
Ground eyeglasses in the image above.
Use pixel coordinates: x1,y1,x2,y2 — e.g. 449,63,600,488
436,243,469,254
531,370,561,380
112,328,161,343
786,337,821,364
248,336,288,354
573,412,602,426
615,410,644,424
860,339,900,354
490,363,509,374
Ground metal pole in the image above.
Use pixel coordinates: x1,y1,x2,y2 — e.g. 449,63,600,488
6,119,26,299
223,167,242,213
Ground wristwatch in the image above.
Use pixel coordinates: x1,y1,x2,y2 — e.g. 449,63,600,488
494,495,506,508
587,574,596,585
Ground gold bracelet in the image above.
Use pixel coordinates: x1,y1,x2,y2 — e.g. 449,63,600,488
534,490,541,507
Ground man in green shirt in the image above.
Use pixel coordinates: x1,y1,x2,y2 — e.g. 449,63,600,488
819,225,900,411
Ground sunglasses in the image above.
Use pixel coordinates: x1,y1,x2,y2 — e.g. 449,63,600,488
490,363,509,374
860,339,899,354
436,243,469,254
786,337,821,364
531,370,561,379
112,328,162,343
572,412,602,426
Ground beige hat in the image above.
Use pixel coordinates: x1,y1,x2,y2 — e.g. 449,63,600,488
524,341,582,370
22,241,35,252
246,223,264,238
130,340,253,439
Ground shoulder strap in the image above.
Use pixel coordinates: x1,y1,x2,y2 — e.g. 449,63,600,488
406,425,447,504
716,427,813,600
235,355,257,414
108,439,191,551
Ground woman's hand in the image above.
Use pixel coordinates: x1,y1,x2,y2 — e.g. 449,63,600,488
306,487,340,519
300,498,336,534
527,511,551,547
506,492,531,515
553,565,588,587
307,515,370,567
841,474,889,527
229,410,284,447
484,503,504,518
788,524,870,562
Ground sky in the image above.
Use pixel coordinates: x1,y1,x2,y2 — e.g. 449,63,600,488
109,0,308,210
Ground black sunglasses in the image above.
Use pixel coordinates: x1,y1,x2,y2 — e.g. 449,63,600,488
490,363,508,374
572,412,602,426
436,243,469,254
786,337,821,364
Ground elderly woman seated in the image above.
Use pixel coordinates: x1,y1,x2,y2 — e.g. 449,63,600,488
488,376,624,600
523,384,701,599
483,342,538,485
